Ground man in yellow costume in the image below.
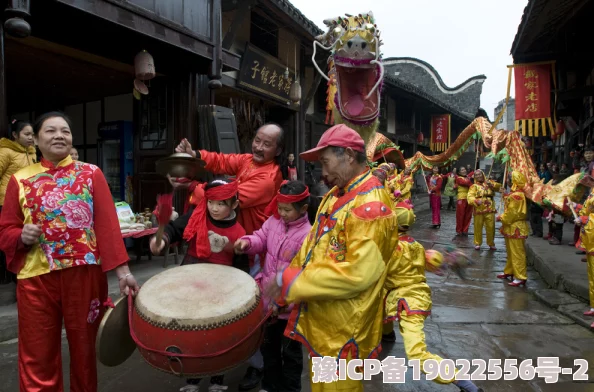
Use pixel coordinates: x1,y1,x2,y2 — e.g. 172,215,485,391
574,193,594,327
389,167,414,204
496,172,529,287
467,170,501,251
574,190,594,262
275,124,397,391
382,202,483,392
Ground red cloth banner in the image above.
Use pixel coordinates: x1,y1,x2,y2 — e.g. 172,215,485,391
430,114,450,152
514,64,551,120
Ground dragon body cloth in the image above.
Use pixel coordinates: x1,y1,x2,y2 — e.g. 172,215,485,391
312,11,594,212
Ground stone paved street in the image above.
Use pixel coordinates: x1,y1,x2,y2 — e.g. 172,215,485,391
1,205,594,391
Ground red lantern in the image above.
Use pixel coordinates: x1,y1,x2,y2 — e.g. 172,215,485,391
551,132,557,141
417,132,424,143
556,120,565,136
570,151,575,157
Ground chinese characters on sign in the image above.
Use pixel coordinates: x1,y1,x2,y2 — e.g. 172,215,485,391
513,63,553,136
430,114,450,152
514,64,551,120
239,44,296,104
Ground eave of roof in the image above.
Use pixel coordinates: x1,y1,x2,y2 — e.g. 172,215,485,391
383,74,475,123
267,0,324,38
383,57,486,92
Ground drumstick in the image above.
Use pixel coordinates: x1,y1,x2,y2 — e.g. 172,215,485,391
567,196,579,221
155,193,173,247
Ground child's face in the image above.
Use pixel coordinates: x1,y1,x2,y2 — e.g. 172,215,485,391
207,199,235,220
277,202,307,223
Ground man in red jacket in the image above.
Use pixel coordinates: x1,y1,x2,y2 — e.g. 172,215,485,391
175,124,284,236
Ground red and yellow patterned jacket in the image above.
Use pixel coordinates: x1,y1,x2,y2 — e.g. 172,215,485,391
0,156,129,279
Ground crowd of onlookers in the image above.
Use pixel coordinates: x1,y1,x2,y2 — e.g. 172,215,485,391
530,155,591,257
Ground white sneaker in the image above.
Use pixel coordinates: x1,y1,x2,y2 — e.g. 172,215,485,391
208,385,228,391
180,386,200,392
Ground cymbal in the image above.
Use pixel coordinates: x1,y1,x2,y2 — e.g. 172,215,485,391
155,153,206,179
96,295,137,367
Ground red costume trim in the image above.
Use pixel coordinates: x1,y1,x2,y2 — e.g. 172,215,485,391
280,266,301,303
383,292,431,322
351,201,393,220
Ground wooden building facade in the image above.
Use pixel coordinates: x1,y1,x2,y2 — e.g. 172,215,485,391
1,0,324,211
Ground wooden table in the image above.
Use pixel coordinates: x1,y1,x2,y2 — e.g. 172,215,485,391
122,228,158,261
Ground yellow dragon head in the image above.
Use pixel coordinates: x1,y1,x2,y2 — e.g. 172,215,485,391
313,12,384,142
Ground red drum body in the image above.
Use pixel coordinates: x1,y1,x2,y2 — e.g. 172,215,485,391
130,264,265,377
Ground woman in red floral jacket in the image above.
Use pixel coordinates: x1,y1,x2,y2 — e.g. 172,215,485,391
0,112,139,392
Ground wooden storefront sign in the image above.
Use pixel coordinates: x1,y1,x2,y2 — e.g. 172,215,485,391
238,44,297,104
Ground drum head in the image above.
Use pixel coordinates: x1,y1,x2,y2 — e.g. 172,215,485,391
135,264,260,329
96,295,137,367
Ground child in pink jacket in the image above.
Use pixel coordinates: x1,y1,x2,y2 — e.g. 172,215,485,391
235,180,311,392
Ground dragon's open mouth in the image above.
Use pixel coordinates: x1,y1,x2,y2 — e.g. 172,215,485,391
335,59,380,124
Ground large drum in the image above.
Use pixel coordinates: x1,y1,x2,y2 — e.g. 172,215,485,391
129,264,265,377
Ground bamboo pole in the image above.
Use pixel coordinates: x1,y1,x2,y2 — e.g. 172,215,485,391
567,197,579,221
498,162,510,215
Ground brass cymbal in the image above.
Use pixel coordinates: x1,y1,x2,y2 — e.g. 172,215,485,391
96,295,137,367
155,153,206,179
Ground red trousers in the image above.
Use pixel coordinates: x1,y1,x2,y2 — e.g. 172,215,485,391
430,194,441,225
17,265,108,392
456,199,473,234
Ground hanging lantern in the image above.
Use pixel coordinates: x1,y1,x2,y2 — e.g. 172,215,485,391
134,50,156,81
550,132,557,141
289,80,301,104
556,120,565,136
417,132,424,143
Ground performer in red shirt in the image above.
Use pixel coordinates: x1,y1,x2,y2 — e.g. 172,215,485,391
455,166,474,236
0,112,138,392
427,166,443,228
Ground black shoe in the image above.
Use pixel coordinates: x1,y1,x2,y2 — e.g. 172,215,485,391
577,251,586,255
238,366,263,391
382,331,396,343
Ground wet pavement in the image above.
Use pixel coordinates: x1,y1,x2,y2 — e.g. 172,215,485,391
1,206,594,391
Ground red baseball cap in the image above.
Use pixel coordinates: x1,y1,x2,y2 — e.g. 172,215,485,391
300,124,366,162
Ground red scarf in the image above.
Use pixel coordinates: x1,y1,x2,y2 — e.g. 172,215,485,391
183,180,239,258
264,181,310,219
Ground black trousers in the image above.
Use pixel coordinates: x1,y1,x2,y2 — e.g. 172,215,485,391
447,196,456,210
260,319,303,392
529,206,543,237
551,222,563,241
